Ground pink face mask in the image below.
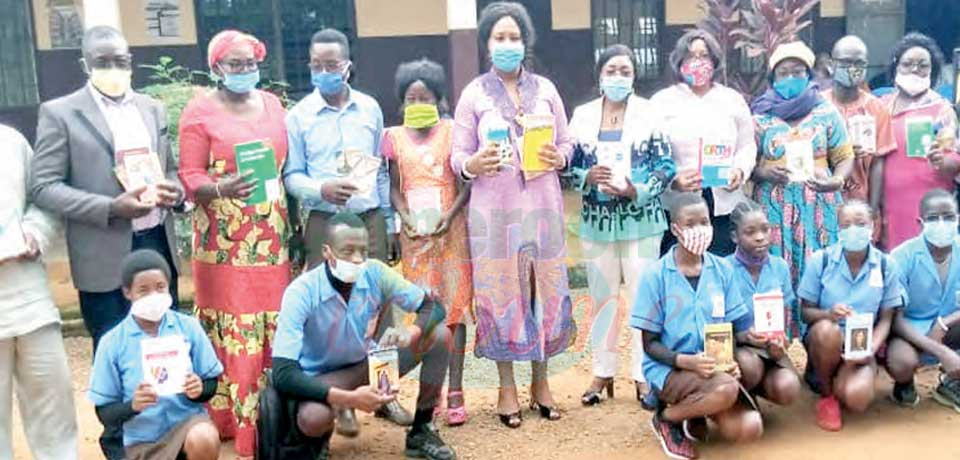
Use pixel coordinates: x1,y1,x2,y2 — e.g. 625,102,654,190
680,58,714,88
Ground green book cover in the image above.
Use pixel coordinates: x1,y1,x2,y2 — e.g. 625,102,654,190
234,140,280,206
906,117,934,158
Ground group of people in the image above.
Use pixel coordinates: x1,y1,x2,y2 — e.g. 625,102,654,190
2,1,960,460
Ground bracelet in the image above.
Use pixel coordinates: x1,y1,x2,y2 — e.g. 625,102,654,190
214,182,222,199
461,163,478,181
938,316,950,332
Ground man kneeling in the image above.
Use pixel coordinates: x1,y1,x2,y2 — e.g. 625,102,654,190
272,212,455,460
89,250,222,460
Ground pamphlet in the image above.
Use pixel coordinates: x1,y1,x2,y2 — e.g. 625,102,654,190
783,139,815,182
118,148,163,205
339,149,382,196
0,211,27,262
486,122,514,168
844,313,874,361
234,140,281,206
596,141,631,191
847,114,877,153
698,138,734,188
704,322,735,372
368,347,400,395
141,335,192,396
905,116,934,158
520,114,554,172
405,186,443,235
752,291,785,339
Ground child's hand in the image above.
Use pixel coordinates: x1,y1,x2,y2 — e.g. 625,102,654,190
183,373,203,399
829,304,854,322
132,383,158,412
679,353,716,379
767,334,789,361
728,362,742,380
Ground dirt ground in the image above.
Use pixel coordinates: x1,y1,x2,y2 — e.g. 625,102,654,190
11,328,960,460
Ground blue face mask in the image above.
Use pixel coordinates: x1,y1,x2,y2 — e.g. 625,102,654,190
832,67,854,88
312,70,346,95
773,76,809,99
839,224,872,252
221,69,260,94
600,76,633,102
490,42,525,73
923,220,958,248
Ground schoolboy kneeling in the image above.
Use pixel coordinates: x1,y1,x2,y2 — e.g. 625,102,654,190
89,250,223,460
632,193,763,460
799,200,903,431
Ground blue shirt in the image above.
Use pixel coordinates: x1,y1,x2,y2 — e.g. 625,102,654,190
891,235,960,335
88,311,223,447
273,260,426,375
726,254,797,339
797,244,904,329
631,248,750,392
283,87,391,223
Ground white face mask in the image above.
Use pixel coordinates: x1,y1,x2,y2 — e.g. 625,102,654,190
330,258,365,283
130,292,172,322
895,73,931,97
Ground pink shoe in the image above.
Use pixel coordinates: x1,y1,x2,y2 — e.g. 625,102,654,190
816,396,843,432
446,390,468,426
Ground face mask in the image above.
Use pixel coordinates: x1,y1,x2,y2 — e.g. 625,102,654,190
403,103,440,129
130,292,172,322
773,76,809,100
330,258,365,283
832,66,857,88
221,69,260,94
90,68,132,98
735,246,769,268
678,225,714,256
490,42,525,73
923,220,957,248
838,225,872,252
895,73,931,97
600,76,633,102
680,58,714,88
312,69,346,95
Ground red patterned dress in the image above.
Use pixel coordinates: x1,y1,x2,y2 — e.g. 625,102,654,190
178,90,290,457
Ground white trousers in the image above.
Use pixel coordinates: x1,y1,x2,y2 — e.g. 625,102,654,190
0,324,78,460
583,235,662,382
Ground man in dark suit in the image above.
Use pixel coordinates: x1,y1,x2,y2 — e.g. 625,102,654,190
30,25,183,459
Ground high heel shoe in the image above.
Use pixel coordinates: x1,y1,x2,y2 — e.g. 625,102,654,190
581,377,615,406
529,385,562,421
497,388,523,429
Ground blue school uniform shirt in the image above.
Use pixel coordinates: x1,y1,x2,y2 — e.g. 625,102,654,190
726,254,798,339
797,244,904,329
631,248,751,392
88,311,223,447
891,235,960,335
273,260,426,375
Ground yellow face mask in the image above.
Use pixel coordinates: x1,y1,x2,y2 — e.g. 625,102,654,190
90,68,132,98
403,103,440,129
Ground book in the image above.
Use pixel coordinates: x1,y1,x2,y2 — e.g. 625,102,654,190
698,138,734,188
340,149,382,197
0,211,27,262
752,291,786,339
520,114,554,172
368,347,400,395
905,116,934,158
847,114,877,153
118,148,163,205
141,335,193,396
596,141,631,191
783,139,815,182
234,140,281,206
405,186,443,235
485,121,514,168
844,313,874,361
704,322,735,373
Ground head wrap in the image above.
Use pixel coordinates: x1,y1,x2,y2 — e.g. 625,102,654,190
768,41,816,71
207,30,266,70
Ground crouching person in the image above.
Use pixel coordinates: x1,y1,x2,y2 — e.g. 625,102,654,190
89,250,222,460
271,212,455,460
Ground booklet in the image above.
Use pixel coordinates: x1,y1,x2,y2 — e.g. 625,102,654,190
117,148,163,205
339,149,382,197
234,140,281,206
405,186,443,236
520,114,555,172
141,335,192,396
596,141,631,192
486,122,514,168
368,347,400,395
844,313,874,361
847,114,877,153
783,139,815,182
752,291,786,339
704,322,735,373
698,138,734,188
0,211,27,262
905,116,934,158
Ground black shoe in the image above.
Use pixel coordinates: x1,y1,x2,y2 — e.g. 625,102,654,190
891,381,920,407
933,374,960,412
375,400,415,426
405,423,457,460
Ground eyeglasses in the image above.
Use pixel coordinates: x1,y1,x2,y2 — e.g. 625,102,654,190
774,66,808,79
922,215,958,224
898,60,932,74
835,59,868,70
219,59,258,73
308,60,349,73
88,54,133,71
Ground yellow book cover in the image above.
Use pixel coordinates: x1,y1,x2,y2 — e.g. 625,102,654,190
521,114,554,172
704,322,735,373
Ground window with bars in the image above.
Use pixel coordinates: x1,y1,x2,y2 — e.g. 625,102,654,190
0,0,39,108
591,0,663,81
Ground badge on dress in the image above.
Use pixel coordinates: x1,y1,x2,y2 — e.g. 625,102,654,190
711,294,725,318
868,266,883,288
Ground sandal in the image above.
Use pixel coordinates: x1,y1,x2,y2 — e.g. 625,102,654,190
529,385,562,421
446,390,468,426
581,377,615,406
497,387,523,429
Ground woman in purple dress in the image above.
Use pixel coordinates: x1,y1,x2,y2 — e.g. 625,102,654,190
451,1,576,429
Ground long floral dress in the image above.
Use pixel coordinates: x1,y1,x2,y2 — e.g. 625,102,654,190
178,90,291,457
382,120,473,324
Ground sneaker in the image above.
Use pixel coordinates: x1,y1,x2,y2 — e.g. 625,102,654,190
650,411,698,460
405,423,457,460
682,417,708,443
933,374,960,413
890,381,920,407
815,396,843,432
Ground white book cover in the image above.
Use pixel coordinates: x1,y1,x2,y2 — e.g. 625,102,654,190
752,291,785,338
844,313,874,361
405,186,443,235
596,141,631,190
340,150,382,196
783,140,815,182
141,335,193,396
847,114,877,153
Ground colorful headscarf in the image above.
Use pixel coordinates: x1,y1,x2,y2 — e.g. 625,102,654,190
206,30,267,69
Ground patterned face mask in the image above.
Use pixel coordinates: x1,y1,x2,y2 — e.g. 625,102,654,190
678,225,714,255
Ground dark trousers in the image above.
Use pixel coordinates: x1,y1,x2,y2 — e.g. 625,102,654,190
659,188,736,257
79,225,179,460
304,208,388,269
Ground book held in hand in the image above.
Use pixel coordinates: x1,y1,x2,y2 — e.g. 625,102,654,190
141,335,193,396
698,137,734,188
783,139,815,182
405,186,443,236
339,149,382,197
368,347,400,395
0,211,27,262
844,313,874,361
520,114,555,172
905,116,934,158
846,114,877,153
117,148,164,205
234,140,281,206
596,141,631,192
752,291,786,339
704,322,735,373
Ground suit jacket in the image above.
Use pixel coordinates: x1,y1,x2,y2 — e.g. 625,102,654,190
30,87,181,293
